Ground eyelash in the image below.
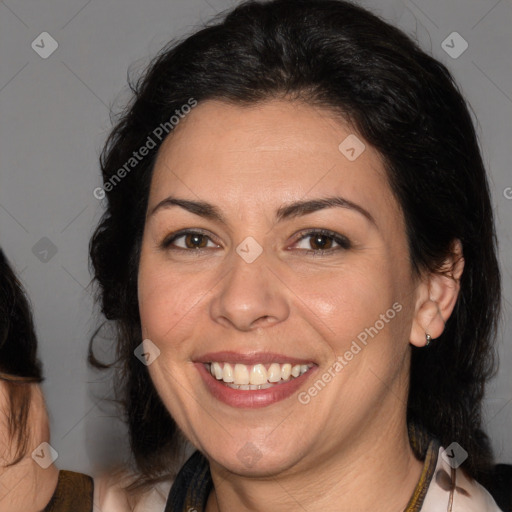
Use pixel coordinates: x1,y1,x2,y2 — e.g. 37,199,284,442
294,228,351,254
160,228,351,256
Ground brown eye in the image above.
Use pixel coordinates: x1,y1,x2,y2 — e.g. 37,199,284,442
161,230,219,251
309,233,334,250
293,229,351,254
183,233,208,249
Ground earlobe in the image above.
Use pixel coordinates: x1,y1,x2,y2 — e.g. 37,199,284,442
410,298,443,347
410,240,464,347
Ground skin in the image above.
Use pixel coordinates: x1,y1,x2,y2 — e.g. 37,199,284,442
137,99,463,512
0,383,59,512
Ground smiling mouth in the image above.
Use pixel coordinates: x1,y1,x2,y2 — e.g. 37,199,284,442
205,362,314,390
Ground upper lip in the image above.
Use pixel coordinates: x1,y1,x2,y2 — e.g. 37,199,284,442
194,351,315,366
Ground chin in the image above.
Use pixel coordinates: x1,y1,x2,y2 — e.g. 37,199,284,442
202,435,309,478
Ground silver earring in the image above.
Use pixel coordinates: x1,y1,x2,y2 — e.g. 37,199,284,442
425,333,432,346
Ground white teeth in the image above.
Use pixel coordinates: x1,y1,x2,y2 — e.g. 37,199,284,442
281,363,292,380
234,364,250,385
267,363,282,382
250,364,268,385
226,382,274,390
208,361,313,387
212,362,223,380
222,363,234,382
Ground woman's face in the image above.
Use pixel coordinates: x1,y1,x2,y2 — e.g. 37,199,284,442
138,99,423,476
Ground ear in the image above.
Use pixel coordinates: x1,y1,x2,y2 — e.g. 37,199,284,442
410,240,464,347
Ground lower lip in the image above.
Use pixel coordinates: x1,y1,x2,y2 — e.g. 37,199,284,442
195,363,317,408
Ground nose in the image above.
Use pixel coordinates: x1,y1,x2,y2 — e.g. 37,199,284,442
209,248,290,332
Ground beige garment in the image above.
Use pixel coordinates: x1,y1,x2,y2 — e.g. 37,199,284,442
94,472,172,512
421,446,502,511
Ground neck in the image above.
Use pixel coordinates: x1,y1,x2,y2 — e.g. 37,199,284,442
206,403,424,512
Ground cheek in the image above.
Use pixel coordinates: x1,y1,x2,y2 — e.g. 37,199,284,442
296,260,406,354
138,254,214,356
306,265,386,319
139,254,177,329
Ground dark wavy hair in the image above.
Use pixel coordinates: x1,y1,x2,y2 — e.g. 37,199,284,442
0,249,44,466
89,0,501,488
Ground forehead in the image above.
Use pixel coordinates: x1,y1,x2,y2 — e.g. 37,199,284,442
149,99,400,227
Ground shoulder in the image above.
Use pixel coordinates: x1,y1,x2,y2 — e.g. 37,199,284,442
94,468,173,512
421,446,503,512
44,471,93,512
0,382,59,512
93,470,132,512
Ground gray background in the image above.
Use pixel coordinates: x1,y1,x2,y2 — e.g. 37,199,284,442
0,0,511,476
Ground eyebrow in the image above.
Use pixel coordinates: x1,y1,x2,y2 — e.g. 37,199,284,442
149,195,375,225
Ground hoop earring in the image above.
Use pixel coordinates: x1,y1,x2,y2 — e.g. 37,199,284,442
425,333,432,346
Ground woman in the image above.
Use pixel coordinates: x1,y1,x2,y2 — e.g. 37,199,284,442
90,0,509,510
0,248,94,511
